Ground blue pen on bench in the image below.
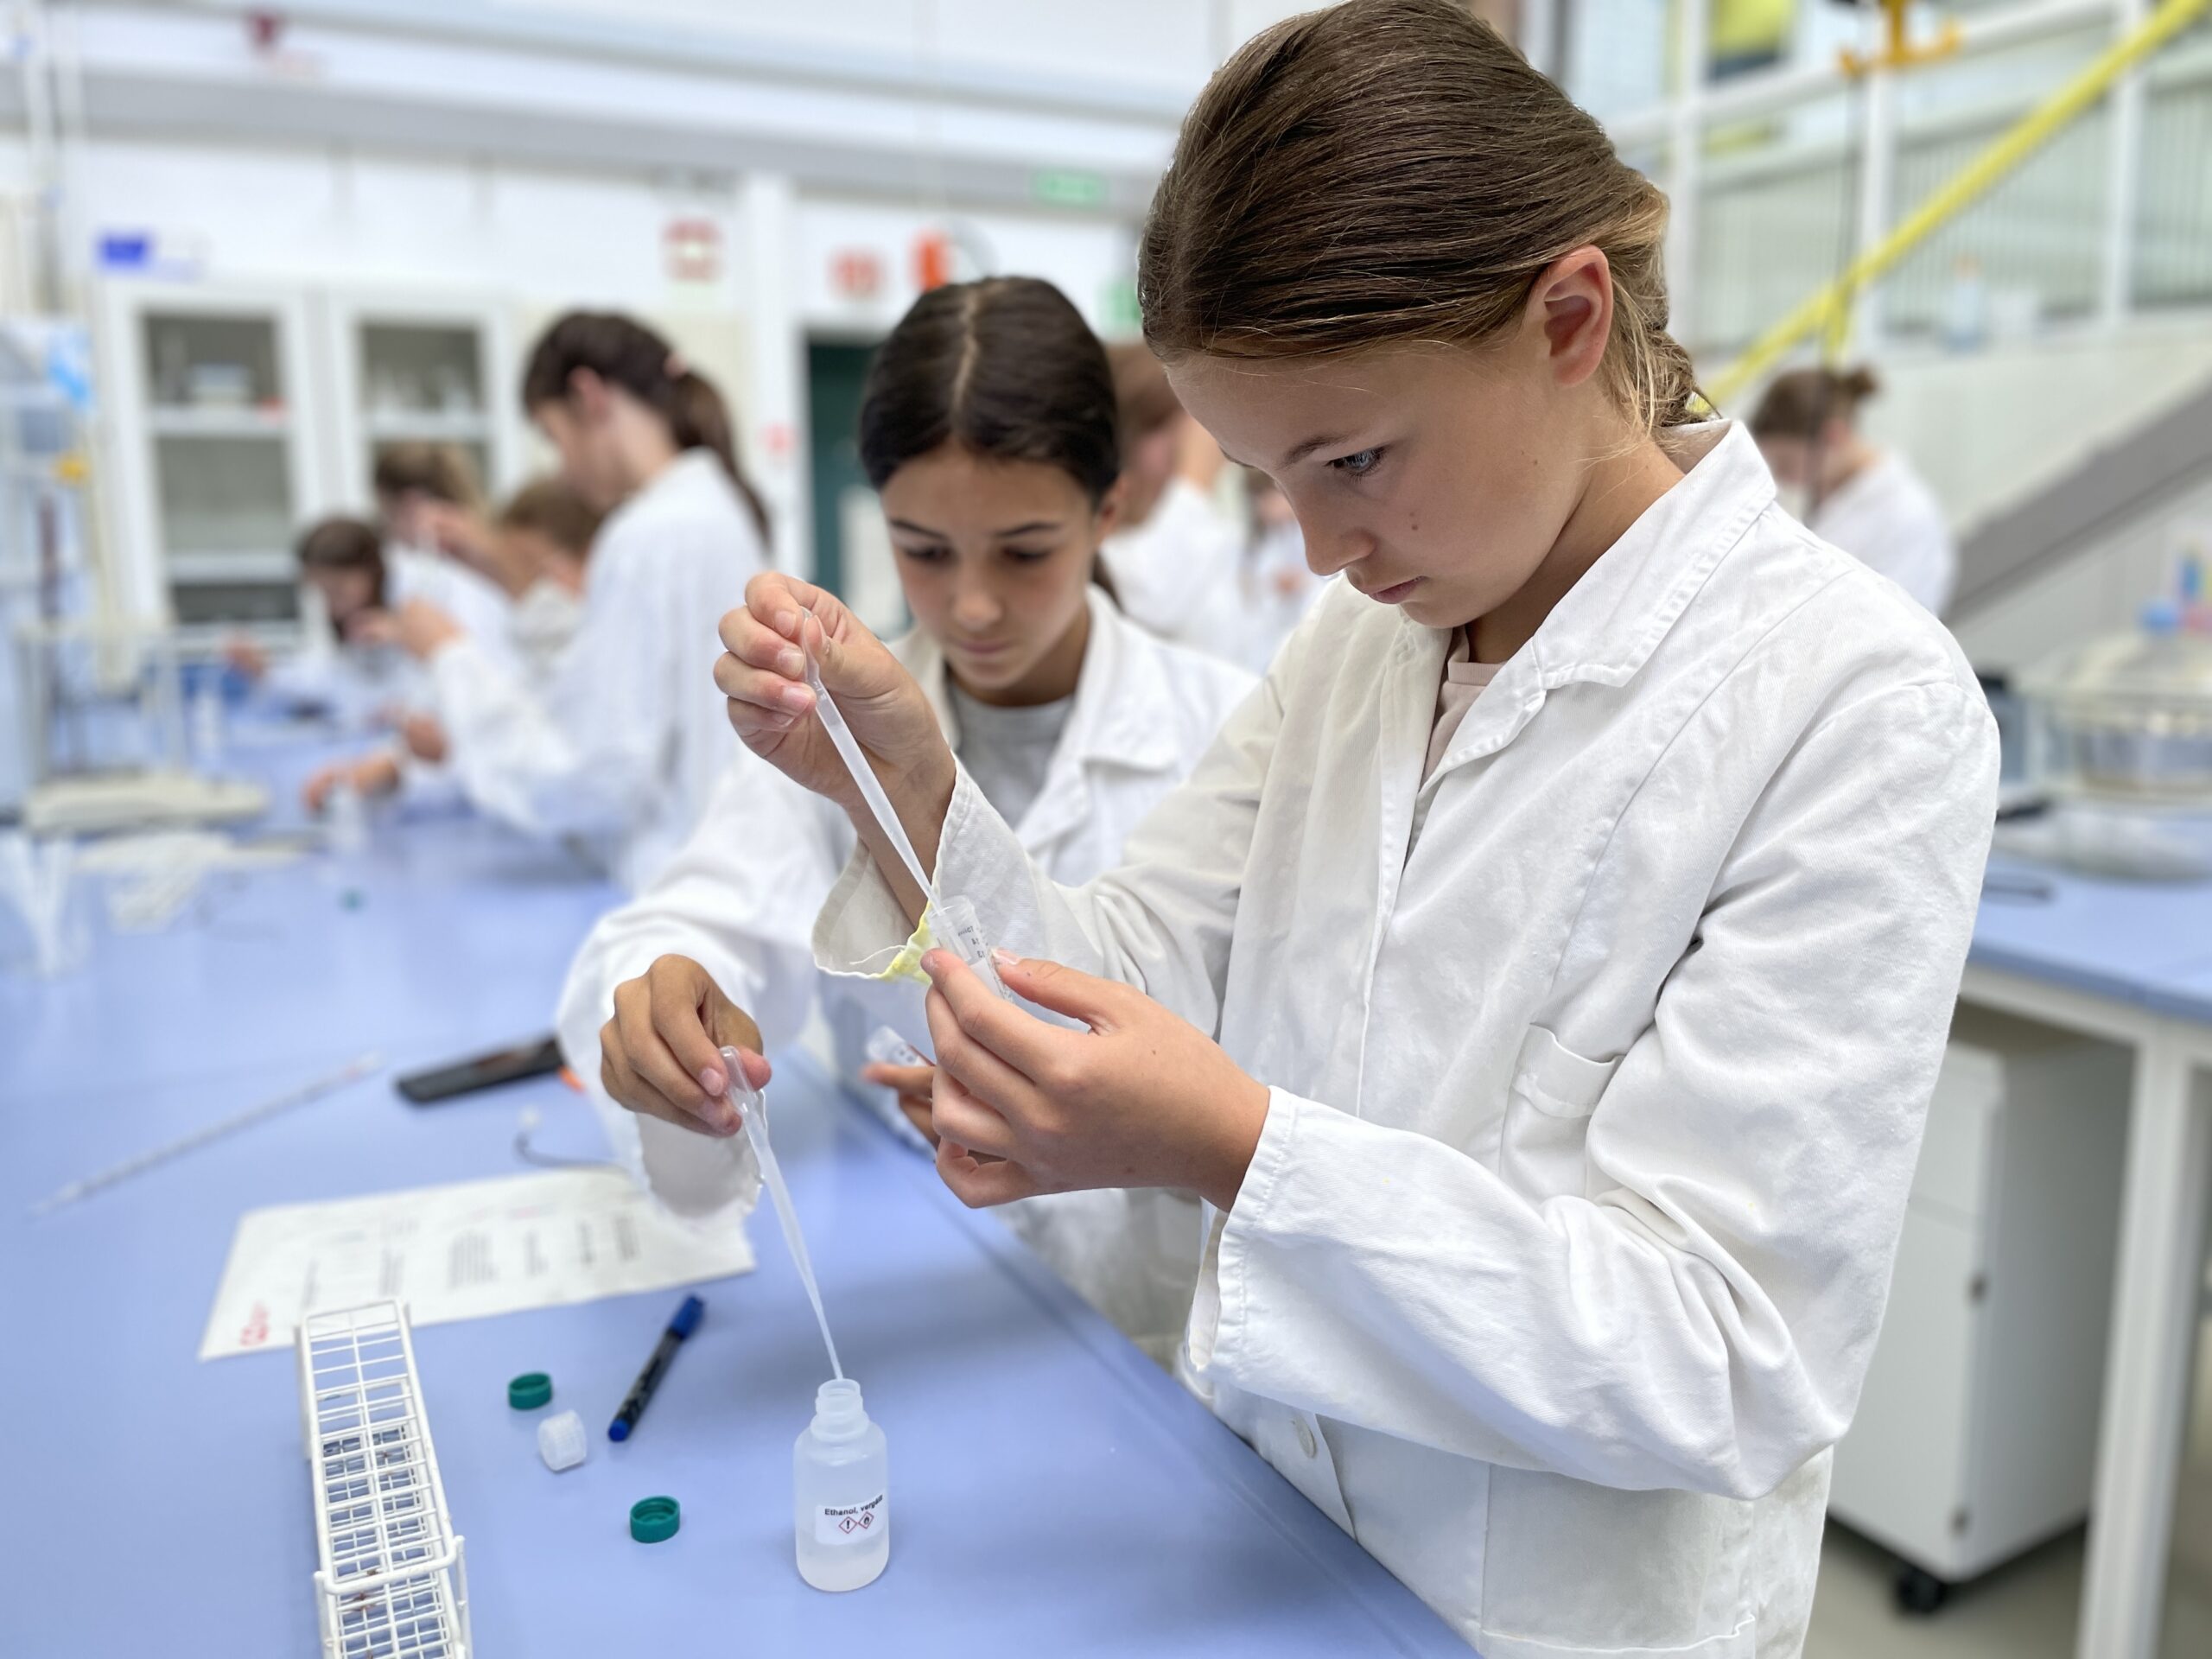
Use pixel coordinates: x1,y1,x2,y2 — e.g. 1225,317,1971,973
608,1294,705,1442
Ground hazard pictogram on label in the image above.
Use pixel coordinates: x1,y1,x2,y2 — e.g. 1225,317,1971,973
816,1492,887,1546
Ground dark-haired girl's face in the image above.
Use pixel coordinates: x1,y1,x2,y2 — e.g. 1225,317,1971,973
880,443,1116,707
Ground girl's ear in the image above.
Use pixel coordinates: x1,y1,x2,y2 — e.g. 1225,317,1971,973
1524,245,1615,393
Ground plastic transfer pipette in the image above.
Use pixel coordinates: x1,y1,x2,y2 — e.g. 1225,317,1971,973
29,1051,385,1217
799,613,1012,1000
721,1048,842,1380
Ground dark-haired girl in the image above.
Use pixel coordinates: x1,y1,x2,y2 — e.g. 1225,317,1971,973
1752,365,1955,615
392,311,770,892
569,277,1252,1360
715,4,1998,1653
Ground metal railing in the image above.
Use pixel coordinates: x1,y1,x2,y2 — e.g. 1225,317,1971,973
1601,0,2212,397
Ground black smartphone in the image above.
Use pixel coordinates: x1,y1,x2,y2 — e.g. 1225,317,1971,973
396,1035,565,1105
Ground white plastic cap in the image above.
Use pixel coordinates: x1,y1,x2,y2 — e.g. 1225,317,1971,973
538,1408,588,1473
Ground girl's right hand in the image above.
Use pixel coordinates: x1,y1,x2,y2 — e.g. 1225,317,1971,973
715,571,952,830
600,955,774,1138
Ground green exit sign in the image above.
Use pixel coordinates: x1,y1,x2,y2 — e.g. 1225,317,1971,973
1032,168,1109,208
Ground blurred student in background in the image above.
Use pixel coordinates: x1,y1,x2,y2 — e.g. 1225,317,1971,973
1098,342,1242,650
1219,471,1322,675
370,442,512,652
565,277,1253,1361
387,312,768,892
230,442,511,704
301,479,601,810
1752,366,1957,617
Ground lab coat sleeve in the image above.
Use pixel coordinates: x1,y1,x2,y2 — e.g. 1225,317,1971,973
426,552,667,843
813,664,1282,1038
1189,678,1998,1499
556,757,839,1222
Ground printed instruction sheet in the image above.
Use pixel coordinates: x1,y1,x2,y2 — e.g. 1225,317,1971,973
200,1166,753,1359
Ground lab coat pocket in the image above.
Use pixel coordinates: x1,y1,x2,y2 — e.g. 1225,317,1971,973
1478,1468,1755,1657
1499,1026,1620,1200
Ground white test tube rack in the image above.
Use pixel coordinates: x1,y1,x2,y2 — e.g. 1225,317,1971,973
296,1300,473,1659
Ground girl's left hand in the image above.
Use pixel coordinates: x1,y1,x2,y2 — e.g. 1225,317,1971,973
920,949,1271,1213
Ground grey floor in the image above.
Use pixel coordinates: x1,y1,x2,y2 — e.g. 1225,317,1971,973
1805,1314,2212,1659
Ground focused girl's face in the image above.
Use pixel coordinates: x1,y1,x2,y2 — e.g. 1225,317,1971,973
1166,341,1586,634
880,444,1116,705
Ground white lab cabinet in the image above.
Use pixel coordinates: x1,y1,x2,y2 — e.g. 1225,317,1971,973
1829,1007,2130,1611
96,279,327,626
95,279,524,632
321,289,518,510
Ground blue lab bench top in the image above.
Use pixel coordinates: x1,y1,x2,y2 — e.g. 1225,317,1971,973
1972,855,2212,1024
0,728,1465,1658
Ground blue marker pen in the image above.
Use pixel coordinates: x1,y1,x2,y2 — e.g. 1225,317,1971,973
607,1294,704,1442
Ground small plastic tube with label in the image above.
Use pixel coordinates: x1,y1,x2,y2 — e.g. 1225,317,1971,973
794,1378,889,1592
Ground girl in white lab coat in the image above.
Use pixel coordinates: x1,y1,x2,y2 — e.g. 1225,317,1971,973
1751,365,1957,616
714,4,1997,1656
302,480,603,808
393,313,769,892
571,276,1252,1356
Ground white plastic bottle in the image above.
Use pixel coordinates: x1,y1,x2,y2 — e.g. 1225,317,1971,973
793,1378,888,1591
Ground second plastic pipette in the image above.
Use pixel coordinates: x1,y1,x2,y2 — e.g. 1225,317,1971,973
722,1047,842,1381
29,1051,384,1217
798,613,1013,1001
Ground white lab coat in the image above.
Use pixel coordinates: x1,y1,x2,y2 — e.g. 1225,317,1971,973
556,587,1255,1356
388,545,516,664
1810,450,1956,617
428,449,765,893
816,423,1999,1656
1101,477,1243,651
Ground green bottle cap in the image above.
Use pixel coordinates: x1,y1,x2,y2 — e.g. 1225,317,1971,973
630,1495,682,1543
507,1372,553,1410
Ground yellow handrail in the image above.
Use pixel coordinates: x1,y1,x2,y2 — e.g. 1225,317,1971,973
1702,0,2211,409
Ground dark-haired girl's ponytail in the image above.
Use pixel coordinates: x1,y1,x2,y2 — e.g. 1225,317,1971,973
668,370,770,542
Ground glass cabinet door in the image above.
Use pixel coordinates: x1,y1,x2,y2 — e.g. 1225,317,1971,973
358,321,492,501
141,309,301,623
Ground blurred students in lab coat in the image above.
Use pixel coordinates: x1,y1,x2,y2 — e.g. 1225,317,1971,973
565,276,1254,1360
387,312,769,892
370,442,514,651
229,443,510,707
1097,341,1243,650
710,6,1998,1655
248,516,432,728
301,480,602,810
1752,365,1958,616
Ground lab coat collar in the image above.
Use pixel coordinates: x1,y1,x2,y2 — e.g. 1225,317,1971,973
894,588,1184,843
1414,421,1770,778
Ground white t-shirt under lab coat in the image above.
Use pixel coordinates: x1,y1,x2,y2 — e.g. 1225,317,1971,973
554,588,1255,1357
815,423,1998,1657
1809,450,1957,617
427,449,765,893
